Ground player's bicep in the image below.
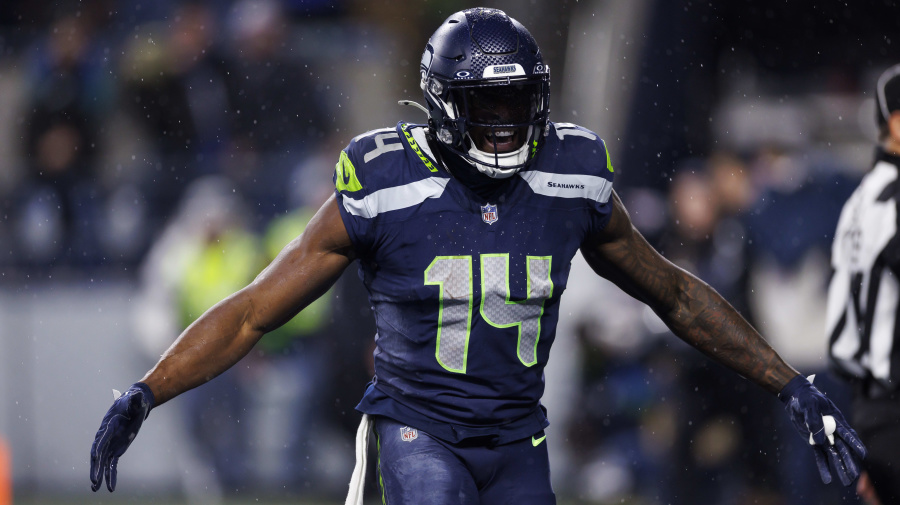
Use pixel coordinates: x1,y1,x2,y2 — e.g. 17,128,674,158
580,190,682,313
243,194,355,333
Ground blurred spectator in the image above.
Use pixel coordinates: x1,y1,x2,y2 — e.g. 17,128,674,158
564,315,673,504
664,155,755,315
175,189,263,494
742,147,856,341
220,0,332,226
740,144,861,505
118,2,233,222
15,11,114,267
133,173,358,499
653,163,779,504
133,175,262,500
248,205,334,493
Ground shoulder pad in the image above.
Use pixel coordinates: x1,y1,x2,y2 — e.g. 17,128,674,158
542,122,614,177
347,127,407,165
337,123,446,197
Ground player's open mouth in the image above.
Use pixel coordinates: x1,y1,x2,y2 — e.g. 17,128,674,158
480,128,520,153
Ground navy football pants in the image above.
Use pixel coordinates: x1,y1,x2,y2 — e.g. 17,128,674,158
373,416,556,505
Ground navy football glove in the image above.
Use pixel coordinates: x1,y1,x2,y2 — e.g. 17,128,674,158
778,374,867,486
89,382,154,492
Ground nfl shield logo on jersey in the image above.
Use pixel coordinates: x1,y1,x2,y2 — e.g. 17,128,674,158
481,203,498,225
400,426,418,442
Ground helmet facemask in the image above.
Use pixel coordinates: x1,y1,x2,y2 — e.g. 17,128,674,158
425,75,549,178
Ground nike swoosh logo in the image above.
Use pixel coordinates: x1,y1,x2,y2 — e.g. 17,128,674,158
532,434,546,447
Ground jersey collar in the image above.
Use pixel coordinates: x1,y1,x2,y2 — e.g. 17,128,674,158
399,123,443,174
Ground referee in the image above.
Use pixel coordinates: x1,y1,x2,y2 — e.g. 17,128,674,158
827,63,900,505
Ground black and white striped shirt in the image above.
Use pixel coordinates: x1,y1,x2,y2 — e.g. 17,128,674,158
828,148,900,391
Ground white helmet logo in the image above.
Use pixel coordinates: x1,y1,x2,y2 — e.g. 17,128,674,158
483,63,525,78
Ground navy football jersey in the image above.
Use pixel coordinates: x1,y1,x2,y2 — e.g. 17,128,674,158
333,121,614,444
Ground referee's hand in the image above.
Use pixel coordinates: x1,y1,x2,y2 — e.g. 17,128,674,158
778,374,867,486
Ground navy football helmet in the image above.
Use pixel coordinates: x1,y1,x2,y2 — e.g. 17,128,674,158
420,8,550,178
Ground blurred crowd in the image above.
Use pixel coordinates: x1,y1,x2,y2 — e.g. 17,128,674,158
0,1,887,504
0,0,380,501
557,145,865,505
0,0,349,274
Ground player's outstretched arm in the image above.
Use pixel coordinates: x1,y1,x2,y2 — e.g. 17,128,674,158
581,190,797,392
580,190,865,485
138,194,355,404
90,194,355,492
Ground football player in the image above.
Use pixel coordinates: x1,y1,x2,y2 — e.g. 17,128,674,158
91,8,866,503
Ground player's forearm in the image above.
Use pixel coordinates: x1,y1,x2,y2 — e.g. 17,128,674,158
139,290,263,405
662,271,799,394
135,197,353,406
